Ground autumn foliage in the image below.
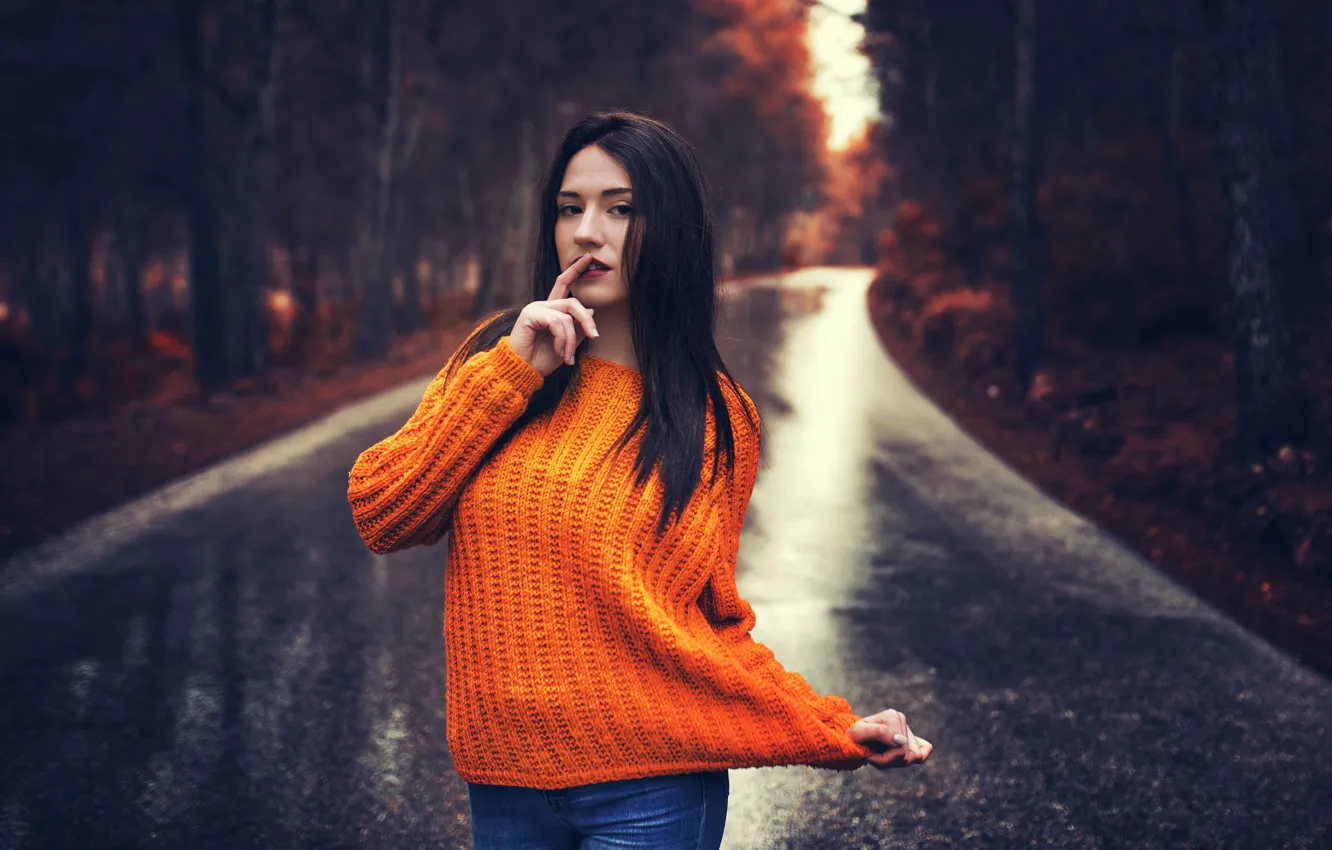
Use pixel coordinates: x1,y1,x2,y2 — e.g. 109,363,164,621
0,0,828,431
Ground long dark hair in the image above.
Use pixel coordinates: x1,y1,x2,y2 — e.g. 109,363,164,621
447,110,759,537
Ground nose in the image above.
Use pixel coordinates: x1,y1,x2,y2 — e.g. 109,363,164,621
573,208,604,248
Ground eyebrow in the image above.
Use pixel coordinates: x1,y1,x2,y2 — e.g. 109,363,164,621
557,187,633,199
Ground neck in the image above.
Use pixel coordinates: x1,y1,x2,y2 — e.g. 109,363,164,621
581,303,638,371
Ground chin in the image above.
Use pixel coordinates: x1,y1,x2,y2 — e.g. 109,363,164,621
575,292,624,310
572,278,626,306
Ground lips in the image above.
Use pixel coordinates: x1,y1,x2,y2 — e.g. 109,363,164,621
578,258,612,279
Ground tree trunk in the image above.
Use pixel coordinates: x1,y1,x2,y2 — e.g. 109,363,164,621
1212,0,1305,456
382,41,430,336
498,119,537,308
474,192,513,315
472,127,533,317
921,18,958,221
59,203,94,398
116,200,150,351
353,0,400,360
1255,6,1319,319
398,233,422,333
1009,0,1046,394
174,0,228,393
227,0,284,378
455,164,490,320
27,218,66,353
1160,26,1201,282
289,242,320,364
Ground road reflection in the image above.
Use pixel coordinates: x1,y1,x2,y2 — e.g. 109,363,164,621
718,270,898,848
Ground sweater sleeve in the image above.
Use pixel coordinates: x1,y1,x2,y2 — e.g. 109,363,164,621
695,383,867,740
347,333,544,554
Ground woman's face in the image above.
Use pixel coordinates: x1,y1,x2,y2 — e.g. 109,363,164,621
555,145,633,310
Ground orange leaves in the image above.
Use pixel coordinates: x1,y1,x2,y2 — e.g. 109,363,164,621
698,0,823,125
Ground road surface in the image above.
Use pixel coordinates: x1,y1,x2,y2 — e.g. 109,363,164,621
1,268,1329,849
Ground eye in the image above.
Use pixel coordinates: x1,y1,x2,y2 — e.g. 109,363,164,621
610,203,633,216
558,204,582,216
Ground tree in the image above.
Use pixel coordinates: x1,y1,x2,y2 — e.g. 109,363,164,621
174,0,230,392
1009,0,1046,394
1210,0,1306,456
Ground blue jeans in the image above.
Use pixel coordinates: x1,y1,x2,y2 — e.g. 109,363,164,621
466,770,729,849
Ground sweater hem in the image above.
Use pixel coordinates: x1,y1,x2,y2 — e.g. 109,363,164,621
455,754,861,790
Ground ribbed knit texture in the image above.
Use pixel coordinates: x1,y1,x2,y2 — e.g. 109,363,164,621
347,328,874,789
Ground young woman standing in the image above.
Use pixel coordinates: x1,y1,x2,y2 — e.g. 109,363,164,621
348,111,931,849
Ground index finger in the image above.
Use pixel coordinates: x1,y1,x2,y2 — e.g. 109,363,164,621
549,253,594,301
905,729,927,763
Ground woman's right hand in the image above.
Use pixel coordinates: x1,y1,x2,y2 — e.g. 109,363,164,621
508,253,601,377
846,709,933,770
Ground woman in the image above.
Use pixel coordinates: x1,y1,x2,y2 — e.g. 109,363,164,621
347,111,931,849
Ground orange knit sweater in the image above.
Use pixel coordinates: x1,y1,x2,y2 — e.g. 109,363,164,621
347,329,874,788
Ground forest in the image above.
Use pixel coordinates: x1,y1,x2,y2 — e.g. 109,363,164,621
1,0,1330,671
0,0,841,558
0,0,826,407
860,0,1332,669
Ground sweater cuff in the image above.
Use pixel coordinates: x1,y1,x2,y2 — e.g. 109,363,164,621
828,710,864,736
827,710,875,759
482,335,544,396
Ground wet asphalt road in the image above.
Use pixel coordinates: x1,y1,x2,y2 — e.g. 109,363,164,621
1,267,1330,849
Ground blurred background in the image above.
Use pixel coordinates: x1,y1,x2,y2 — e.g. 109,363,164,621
0,0,1329,669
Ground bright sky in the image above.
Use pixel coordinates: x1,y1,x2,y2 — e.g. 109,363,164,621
807,0,879,150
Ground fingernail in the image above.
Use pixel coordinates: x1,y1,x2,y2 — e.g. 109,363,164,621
893,734,907,746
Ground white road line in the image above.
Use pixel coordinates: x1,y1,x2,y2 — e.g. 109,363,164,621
0,374,435,602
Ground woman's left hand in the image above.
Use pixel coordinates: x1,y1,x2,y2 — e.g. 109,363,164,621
847,709,933,769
